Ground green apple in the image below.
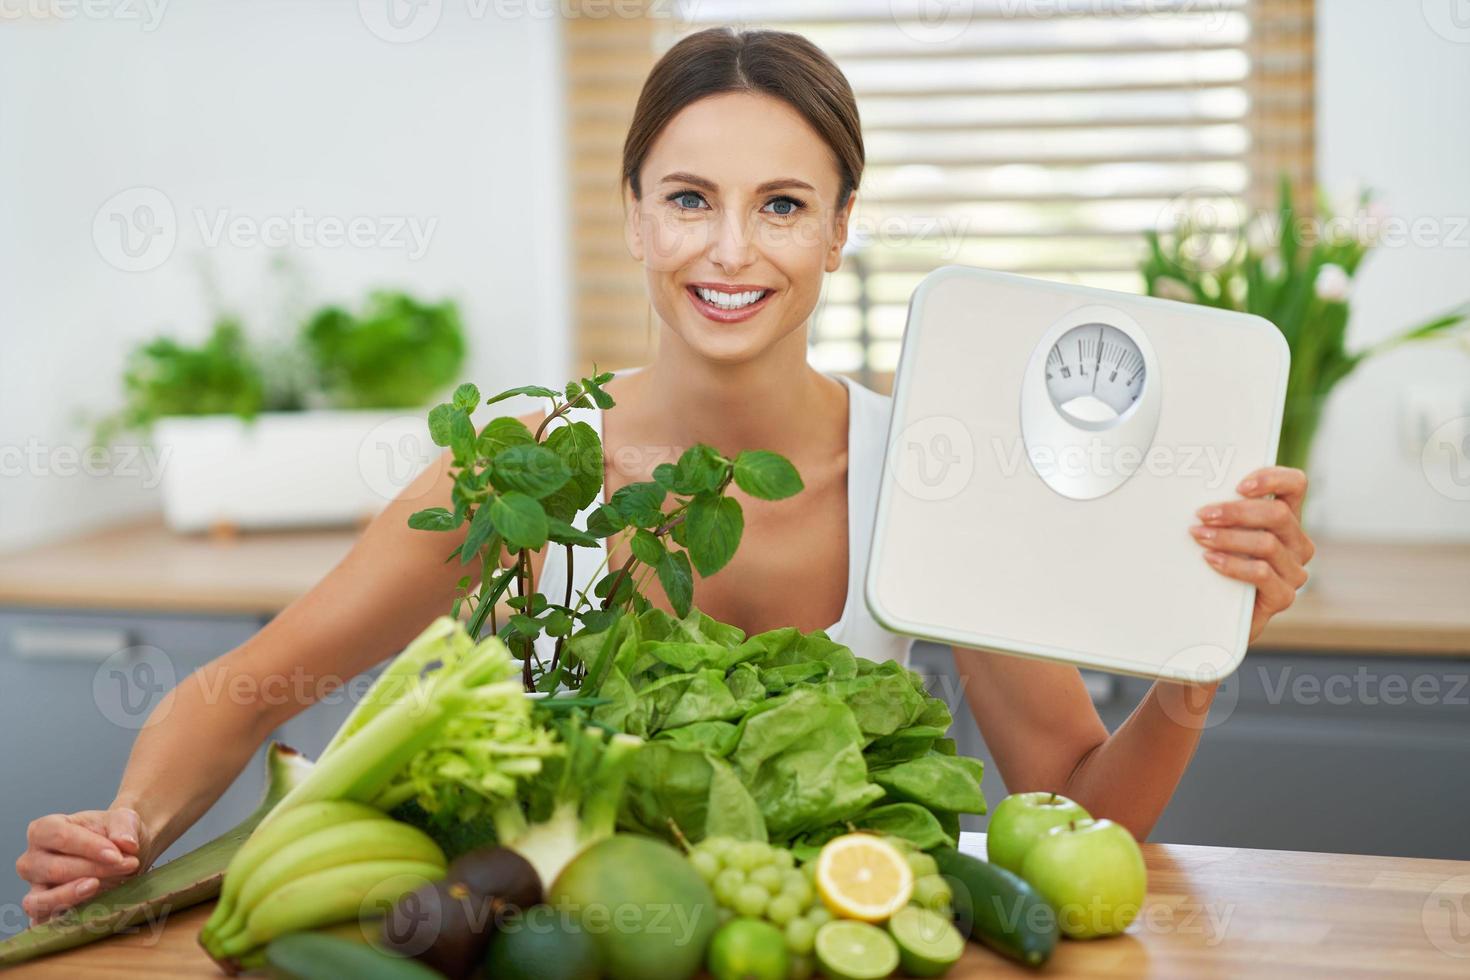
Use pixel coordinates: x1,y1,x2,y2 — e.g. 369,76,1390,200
986,792,1091,874
1019,818,1147,940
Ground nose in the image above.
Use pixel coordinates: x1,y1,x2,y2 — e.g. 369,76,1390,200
707,209,757,274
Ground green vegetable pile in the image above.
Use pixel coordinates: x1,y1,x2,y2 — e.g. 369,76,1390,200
565,606,984,854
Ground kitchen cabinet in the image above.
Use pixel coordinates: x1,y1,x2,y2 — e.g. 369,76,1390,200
912,641,1470,860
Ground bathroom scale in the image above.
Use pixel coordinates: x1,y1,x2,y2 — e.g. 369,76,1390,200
864,266,1290,683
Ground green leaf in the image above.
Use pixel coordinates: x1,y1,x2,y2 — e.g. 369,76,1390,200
582,375,615,409
508,613,541,638
585,504,625,538
448,410,476,463
407,507,458,532
477,416,535,457
544,609,573,637
490,492,548,551
452,383,481,412
427,403,455,447
733,450,804,501
657,549,694,619
663,444,727,496
610,481,666,529
460,503,498,566
546,517,599,548
485,384,559,406
490,444,571,498
630,529,665,566
685,495,744,576
544,421,603,512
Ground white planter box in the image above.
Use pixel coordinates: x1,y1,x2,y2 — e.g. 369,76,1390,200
152,411,436,532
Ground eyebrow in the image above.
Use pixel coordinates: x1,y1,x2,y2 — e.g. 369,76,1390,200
657,171,816,195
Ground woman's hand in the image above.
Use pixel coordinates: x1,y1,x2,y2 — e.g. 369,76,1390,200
15,807,147,923
1190,464,1315,642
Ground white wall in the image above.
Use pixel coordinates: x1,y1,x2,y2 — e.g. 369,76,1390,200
0,2,570,553
1313,1,1470,540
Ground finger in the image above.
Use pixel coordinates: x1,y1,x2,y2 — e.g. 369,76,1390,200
23,878,98,923
1189,526,1309,589
1202,550,1299,612
1196,498,1311,556
27,817,128,868
16,850,138,886
1234,466,1309,518
106,809,143,856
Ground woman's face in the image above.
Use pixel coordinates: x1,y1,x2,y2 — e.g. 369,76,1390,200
624,91,855,365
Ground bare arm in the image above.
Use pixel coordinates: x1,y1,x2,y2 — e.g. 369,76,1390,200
19,411,548,920
952,647,1215,840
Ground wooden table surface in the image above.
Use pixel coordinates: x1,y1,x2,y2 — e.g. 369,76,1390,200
1,518,1468,656
10,833,1470,978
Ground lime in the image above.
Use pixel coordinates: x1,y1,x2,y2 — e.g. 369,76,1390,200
707,917,790,980
483,911,600,980
813,920,900,980
887,906,964,977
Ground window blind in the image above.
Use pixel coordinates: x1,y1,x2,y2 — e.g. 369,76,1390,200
564,0,1314,389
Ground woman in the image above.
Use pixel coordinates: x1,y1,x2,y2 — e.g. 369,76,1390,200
15,27,1313,922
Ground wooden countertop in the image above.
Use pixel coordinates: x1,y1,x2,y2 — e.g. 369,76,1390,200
0,519,1467,655
12,833,1470,978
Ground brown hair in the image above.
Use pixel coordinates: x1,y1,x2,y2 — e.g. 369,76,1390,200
620,27,864,210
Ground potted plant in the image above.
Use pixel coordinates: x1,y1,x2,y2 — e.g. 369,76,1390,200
1141,177,1470,531
93,291,465,532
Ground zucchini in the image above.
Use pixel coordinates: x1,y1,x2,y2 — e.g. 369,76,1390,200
265,933,442,980
932,846,1057,969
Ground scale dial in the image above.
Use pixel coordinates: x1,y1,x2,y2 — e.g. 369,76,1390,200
1044,322,1146,426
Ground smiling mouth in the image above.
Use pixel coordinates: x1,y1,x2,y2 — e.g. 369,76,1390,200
685,285,775,321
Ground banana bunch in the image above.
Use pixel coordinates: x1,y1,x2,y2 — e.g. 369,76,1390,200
199,801,446,962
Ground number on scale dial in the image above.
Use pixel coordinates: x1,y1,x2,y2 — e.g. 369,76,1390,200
1044,322,1146,426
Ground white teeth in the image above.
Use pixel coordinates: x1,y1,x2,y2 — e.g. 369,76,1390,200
695,287,767,310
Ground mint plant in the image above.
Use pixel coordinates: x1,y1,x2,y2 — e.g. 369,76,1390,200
408,371,804,693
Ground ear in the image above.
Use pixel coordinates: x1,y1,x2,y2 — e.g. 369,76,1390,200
623,182,644,262
825,191,857,273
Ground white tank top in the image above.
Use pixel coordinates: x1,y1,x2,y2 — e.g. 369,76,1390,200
532,371,914,668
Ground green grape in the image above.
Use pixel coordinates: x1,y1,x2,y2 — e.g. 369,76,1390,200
911,873,953,912
750,865,784,895
766,893,802,926
714,867,746,906
771,848,795,870
805,905,832,929
690,849,722,883
702,836,738,861
779,873,813,908
787,954,814,980
905,851,939,879
730,842,771,872
734,883,769,918
801,860,818,882
783,916,817,956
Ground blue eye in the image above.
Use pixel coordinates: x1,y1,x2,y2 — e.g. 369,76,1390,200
670,191,705,210
765,196,802,216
